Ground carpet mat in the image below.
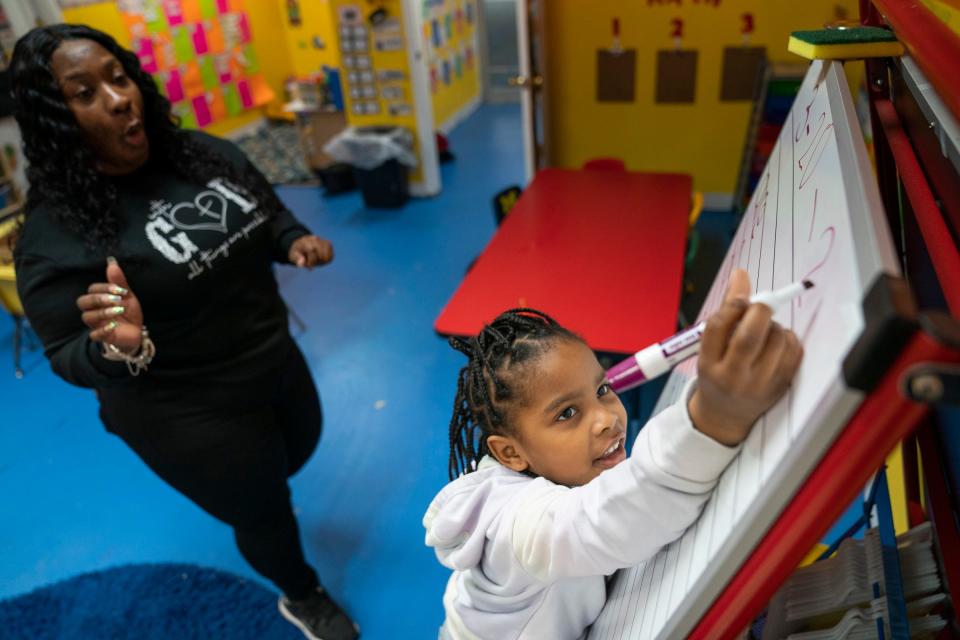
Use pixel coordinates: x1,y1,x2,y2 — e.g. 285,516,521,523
0,563,303,639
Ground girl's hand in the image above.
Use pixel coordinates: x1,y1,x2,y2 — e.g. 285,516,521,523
75,258,144,354
289,235,334,269
688,269,804,446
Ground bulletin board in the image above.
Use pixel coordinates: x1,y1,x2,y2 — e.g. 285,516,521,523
421,0,480,129
117,0,273,129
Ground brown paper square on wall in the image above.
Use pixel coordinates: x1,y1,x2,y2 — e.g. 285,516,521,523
597,49,637,103
720,47,766,101
656,50,697,104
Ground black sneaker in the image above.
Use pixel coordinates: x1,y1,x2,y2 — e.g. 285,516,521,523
278,587,360,640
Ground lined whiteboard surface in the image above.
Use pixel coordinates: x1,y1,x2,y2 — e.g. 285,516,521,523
589,61,899,640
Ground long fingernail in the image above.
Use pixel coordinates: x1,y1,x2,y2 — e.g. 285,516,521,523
106,256,117,265
110,285,128,295
103,294,122,304
105,321,118,332
108,306,125,316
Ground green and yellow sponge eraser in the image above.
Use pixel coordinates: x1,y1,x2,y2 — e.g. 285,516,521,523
788,26,904,60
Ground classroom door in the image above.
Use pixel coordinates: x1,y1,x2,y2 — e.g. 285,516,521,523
513,0,549,181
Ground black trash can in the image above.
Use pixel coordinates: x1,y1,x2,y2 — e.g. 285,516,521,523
353,158,409,208
317,162,356,194
324,126,414,209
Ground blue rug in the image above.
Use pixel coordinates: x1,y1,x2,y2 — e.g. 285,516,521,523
0,563,304,639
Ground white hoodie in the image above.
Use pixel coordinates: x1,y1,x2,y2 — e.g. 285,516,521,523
423,382,741,640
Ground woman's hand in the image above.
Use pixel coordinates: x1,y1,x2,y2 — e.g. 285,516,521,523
289,235,334,269
688,269,804,446
75,258,143,354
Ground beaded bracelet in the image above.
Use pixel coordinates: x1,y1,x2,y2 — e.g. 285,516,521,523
101,325,156,376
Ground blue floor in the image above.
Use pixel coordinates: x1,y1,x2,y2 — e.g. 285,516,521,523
0,104,524,638
0,103,861,638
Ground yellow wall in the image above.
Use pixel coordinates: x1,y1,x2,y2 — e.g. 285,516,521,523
543,0,861,196
424,0,481,128
277,0,341,77
244,0,294,121
61,2,129,44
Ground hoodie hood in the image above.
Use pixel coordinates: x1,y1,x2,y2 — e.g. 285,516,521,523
424,456,531,571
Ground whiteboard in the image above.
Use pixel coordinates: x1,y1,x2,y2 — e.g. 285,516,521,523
588,60,899,640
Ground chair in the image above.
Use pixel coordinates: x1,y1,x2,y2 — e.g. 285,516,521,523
582,157,627,172
686,190,704,271
0,262,26,378
492,184,523,226
0,215,28,378
678,191,705,328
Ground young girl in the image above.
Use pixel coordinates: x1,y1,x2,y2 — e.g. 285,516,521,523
424,270,803,640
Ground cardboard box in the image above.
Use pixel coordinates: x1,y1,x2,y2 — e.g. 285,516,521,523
293,109,347,171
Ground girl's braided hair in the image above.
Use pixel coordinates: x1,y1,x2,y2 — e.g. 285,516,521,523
446,308,579,480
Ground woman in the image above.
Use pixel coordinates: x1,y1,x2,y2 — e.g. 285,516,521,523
11,24,357,640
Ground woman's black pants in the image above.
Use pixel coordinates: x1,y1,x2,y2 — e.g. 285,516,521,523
98,345,322,599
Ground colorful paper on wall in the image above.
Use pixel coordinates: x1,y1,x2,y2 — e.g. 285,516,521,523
173,101,198,129
192,94,212,127
181,0,202,22
215,53,233,83
237,78,253,108
241,44,259,73
136,37,159,73
153,32,175,69
165,68,185,102
248,75,274,105
173,26,194,63
146,1,169,34
199,56,218,89
163,0,184,26
199,0,217,20
208,88,227,121
441,58,451,85
123,12,148,40
237,12,251,43
204,19,226,53
222,83,242,115
182,61,203,95
121,2,273,127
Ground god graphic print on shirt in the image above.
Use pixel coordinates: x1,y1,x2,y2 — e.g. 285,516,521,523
145,176,269,280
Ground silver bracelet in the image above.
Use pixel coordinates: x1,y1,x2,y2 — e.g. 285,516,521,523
101,325,156,376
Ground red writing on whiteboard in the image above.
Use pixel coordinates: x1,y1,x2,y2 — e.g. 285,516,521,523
797,114,835,190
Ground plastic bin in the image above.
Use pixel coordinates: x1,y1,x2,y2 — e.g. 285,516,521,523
353,159,409,208
324,126,416,209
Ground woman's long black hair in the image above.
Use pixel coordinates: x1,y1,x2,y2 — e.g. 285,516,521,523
10,24,283,252
447,308,579,480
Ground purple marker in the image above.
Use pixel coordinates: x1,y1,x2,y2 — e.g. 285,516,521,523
607,280,813,393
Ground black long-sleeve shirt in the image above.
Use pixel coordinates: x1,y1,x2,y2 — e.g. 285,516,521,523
15,131,311,389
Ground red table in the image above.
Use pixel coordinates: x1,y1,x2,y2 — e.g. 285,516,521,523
435,168,691,354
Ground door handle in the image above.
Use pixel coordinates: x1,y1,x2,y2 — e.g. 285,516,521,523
508,75,544,89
